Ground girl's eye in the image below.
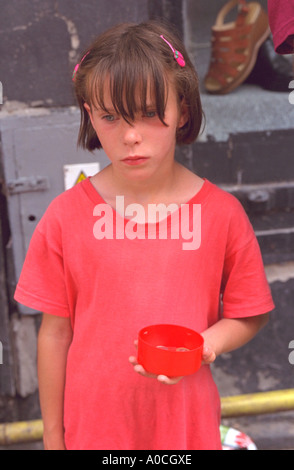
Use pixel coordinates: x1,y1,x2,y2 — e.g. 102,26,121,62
144,111,157,118
102,114,116,122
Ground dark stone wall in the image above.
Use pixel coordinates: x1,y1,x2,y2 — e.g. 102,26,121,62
0,0,148,106
0,0,184,107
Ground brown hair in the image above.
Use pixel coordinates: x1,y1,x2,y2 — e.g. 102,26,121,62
73,20,204,151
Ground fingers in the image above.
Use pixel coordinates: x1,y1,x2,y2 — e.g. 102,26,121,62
202,345,216,365
157,374,184,385
129,355,183,384
129,356,159,379
128,355,138,366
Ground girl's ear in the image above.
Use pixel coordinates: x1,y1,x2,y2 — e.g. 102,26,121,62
84,103,94,127
178,100,189,130
84,102,91,113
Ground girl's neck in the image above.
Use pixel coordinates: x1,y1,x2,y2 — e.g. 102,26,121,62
91,161,204,209
109,162,180,205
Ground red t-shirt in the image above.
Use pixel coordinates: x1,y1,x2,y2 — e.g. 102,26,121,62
268,0,294,53
14,178,274,450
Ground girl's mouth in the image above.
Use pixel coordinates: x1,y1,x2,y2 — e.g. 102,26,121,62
122,156,150,165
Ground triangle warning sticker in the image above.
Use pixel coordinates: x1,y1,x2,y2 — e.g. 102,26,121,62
74,170,87,186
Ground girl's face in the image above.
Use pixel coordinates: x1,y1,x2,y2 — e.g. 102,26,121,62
84,83,187,182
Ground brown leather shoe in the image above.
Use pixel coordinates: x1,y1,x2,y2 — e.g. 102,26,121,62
205,0,271,94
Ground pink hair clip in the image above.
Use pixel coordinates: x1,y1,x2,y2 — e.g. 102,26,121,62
160,35,186,67
72,51,90,81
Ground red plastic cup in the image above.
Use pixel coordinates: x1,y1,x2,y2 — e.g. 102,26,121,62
137,324,204,377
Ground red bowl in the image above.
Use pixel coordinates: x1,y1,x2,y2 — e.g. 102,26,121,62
137,324,204,377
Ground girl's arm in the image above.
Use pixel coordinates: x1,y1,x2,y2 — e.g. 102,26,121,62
38,313,73,450
201,313,270,364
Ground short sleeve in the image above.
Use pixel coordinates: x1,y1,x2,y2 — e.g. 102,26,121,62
221,199,275,319
14,208,70,318
268,0,294,54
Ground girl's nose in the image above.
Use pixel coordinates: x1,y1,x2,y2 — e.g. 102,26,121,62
122,121,142,146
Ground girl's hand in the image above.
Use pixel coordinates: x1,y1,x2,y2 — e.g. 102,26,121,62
129,339,216,383
201,343,216,365
129,340,183,385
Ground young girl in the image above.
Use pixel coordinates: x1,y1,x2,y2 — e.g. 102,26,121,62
14,21,274,450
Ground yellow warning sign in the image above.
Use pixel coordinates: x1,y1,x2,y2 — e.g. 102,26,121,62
74,171,87,186
63,163,100,190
